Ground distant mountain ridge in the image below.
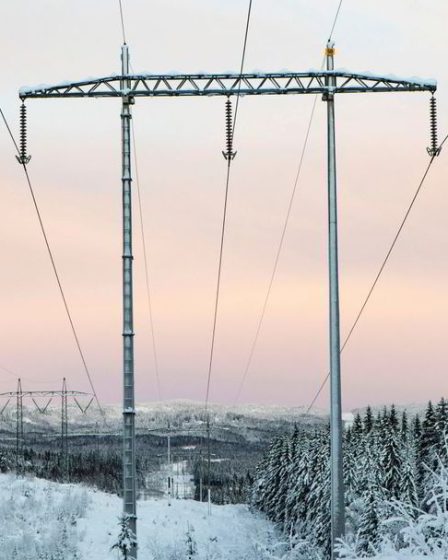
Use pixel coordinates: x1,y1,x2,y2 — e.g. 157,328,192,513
0,399,327,442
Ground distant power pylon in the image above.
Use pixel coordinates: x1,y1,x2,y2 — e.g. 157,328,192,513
0,378,92,480
18,41,436,559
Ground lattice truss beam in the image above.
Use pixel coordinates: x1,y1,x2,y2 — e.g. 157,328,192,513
19,70,436,99
0,390,89,397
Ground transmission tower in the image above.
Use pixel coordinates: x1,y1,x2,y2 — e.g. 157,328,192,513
17,42,436,559
0,379,92,481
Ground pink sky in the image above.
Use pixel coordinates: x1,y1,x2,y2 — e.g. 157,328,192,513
0,1,447,410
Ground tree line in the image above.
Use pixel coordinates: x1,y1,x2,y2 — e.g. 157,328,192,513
252,399,448,557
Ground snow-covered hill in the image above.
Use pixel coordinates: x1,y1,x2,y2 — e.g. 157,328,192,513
0,399,326,441
0,474,290,560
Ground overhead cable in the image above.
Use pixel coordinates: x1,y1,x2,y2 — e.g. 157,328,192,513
131,121,162,400
0,106,106,419
235,2,344,401
118,0,127,44
306,132,448,414
205,0,254,408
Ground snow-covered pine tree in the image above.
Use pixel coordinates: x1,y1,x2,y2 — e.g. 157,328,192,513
305,430,331,557
286,432,312,535
421,401,438,461
356,418,383,502
185,523,198,559
255,437,285,520
357,490,380,556
412,414,425,501
344,423,361,503
352,413,363,437
401,410,409,443
389,404,399,430
380,405,402,500
435,397,448,459
272,436,293,525
111,514,137,560
419,401,439,503
399,444,419,512
251,444,272,512
364,406,374,434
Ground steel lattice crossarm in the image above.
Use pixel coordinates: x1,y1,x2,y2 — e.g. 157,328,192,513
19,69,436,99
0,389,90,397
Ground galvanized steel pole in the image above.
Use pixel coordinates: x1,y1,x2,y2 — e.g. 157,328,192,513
325,41,345,557
16,378,24,475
121,43,137,559
61,377,68,481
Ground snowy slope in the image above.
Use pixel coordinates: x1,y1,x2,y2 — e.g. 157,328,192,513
0,474,283,560
79,490,279,560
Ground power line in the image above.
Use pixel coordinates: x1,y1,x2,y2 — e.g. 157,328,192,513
305,133,448,414
131,121,162,400
118,0,127,44
205,164,232,407
204,0,254,408
233,0,253,136
0,107,20,153
235,95,319,402
0,106,106,418
235,4,344,402
328,0,344,42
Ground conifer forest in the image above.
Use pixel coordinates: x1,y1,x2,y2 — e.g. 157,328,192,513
252,400,448,558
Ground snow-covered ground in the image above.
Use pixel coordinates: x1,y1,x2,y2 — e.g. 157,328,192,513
143,460,195,500
0,474,282,560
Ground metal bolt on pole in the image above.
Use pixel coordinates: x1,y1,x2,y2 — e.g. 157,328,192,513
121,42,137,560
325,41,345,558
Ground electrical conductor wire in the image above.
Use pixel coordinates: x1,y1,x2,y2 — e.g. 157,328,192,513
131,121,162,400
232,0,253,136
118,0,127,44
305,132,448,414
205,0,254,408
235,3,344,401
0,106,106,419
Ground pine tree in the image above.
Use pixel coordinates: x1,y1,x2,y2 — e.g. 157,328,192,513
412,414,425,502
305,431,331,557
401,411,409,443
286,435,311,535
364,406,374,434
389,404,399,431
111,515,136,560
380,406,402,500
352,413,364,437
272,437,292,524
399,445,419,512
413,414,422,441
421,401,438,461
345,423,362,502
256,437,285,520
357,491,379,556
419,401,439,502
436,397,448,431
436,398,448,458
185,524,197,559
